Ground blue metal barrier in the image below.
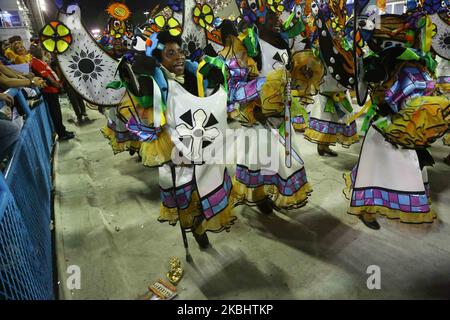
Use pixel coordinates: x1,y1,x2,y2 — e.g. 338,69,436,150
0,88,55,300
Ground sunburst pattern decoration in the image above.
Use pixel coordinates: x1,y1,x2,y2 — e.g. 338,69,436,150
182,32,202,57
150,15,182,36
57,3,125,106
437,30,450,50
106,2,131,21
39,21,73,54
430,12,450,60
67,49,105,82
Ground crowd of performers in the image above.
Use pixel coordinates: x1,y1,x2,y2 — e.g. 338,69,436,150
56,0,449,250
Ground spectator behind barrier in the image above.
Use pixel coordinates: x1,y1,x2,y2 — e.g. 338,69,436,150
0,41,12,65
29,45,75,141
0,61,45,124
53,60,89,124
4,36,33,65
0,92,20,168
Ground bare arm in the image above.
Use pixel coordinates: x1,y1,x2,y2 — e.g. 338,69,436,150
0,73,45,89
0,64,29,79
0,92,14,106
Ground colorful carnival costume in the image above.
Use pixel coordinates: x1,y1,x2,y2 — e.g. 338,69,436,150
229,1,321,212
100,95,142,155
303,1,361,155
305,74,360,149
344,29,449,229
217,21,265,122
232,43,318,211
109,39,236,247
341,0,450,229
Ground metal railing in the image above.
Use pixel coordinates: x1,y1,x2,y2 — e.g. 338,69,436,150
0,88,55,300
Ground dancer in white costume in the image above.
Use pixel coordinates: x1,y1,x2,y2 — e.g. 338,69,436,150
113,32,236,248
344,11,449,229
304,1,360,156
305,74,359,156
232,3,315,214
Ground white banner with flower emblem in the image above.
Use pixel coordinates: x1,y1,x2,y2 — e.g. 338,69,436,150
57,4,125,106
164,79,229,198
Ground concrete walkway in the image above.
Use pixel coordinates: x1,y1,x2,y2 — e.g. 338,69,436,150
54,100,450,299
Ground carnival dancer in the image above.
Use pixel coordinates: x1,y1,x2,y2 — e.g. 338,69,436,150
101,98,142,155
231,3,319,214
344,10,449,230
97,4,143,156
304,77,359,156
218,19,265,123
110,31,235,249
303,1,360,156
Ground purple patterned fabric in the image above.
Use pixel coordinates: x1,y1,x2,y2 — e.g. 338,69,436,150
437,76,450,85
107,119,140,143
236,165,309,196
126,117,161,142
160,182,195,210
385,67,435,112
292,115,308,124
226,58,265,111
308,117,358,137
350,187,430,213
201,171,233,219
160,169,233,219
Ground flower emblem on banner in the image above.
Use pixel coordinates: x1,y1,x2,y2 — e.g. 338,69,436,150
151,15,182,36
39,21,73,54
267,0,285,13
176,109,220,163
193,4,215,28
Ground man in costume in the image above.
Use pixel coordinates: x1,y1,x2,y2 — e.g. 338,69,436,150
111,31,236,249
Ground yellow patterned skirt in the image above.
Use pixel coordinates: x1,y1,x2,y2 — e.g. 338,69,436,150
101,126,141,155
232,177,313,211
305,122,360,147
159,190,237,235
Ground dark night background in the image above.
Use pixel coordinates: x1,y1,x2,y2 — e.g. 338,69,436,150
45,0,166,31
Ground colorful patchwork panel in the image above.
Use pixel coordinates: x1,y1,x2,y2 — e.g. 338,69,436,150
236,165,309,196
351,187,430,213
308,118,357,137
